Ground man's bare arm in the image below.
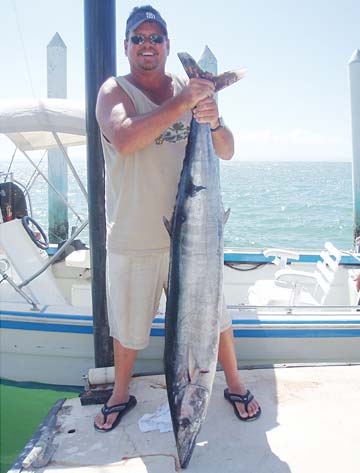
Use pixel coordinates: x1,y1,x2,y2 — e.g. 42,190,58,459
193,97,234,160
96,77,215,156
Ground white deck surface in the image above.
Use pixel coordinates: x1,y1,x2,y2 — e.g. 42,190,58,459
35,365,360,472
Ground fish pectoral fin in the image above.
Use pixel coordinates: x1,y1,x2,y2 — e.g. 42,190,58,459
163,216,172,237
187,349,198,383
188,367,200,384
187,367,211,384
187,350,210,383
224,208,231,225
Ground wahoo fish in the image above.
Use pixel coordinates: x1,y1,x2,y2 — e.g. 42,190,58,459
164,52,245,468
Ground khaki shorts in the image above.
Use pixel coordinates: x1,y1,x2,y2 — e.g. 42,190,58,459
106,250,232,350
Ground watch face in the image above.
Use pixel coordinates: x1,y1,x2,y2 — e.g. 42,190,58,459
218,116,225,128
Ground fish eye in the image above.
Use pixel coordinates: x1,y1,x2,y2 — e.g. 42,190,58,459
180,417,191,428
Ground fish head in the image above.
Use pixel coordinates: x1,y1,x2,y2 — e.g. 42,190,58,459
174,383,210,468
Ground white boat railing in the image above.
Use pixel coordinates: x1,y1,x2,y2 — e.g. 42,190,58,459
227,304,360,316
12,148,84,224
18,218,89,290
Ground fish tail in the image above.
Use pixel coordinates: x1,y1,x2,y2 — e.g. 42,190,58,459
177,51,246,92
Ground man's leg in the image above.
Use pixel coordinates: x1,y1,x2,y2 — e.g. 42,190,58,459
94,338,137,430
218,326,260,419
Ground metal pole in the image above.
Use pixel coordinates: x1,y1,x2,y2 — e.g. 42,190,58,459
198,45,218,79
349,48,360,247
47,33,68,243
84,0,116,367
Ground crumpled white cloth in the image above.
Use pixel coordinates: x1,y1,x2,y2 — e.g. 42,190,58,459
138,403,173,433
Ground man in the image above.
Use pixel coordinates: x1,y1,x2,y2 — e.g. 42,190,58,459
94,4,261,432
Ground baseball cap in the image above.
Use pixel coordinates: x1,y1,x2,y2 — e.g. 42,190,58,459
125,6,168,38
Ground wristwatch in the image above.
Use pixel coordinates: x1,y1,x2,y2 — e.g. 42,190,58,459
210,116,225,132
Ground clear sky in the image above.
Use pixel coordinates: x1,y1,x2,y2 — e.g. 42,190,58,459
0,0,359,161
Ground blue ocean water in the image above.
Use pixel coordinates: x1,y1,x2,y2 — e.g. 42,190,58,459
2,157,354,251
221,160,353,250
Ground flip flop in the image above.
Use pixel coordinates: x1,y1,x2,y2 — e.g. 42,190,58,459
224,388,261,422
94,395,137,432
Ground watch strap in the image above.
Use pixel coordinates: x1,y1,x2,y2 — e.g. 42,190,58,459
210,116,224,132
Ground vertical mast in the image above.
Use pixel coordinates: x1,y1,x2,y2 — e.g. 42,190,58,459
349,49,360,249
47,33,68,242
84,0,116,367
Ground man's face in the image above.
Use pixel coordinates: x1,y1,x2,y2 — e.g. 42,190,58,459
124,21,170,72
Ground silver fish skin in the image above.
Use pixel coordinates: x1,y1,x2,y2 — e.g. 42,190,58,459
164,118,225,468
164,52,245,468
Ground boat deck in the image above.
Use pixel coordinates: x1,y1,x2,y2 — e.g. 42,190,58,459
9,364,360,472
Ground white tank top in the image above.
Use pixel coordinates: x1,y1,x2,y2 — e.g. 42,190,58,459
101,74,191,253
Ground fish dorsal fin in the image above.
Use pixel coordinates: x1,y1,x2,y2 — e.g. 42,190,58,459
224,208,231,225
177,52,246,92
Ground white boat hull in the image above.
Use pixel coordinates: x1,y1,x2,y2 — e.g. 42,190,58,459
1,250,360,386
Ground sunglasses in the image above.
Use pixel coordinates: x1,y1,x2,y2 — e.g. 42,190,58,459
130,34,165,45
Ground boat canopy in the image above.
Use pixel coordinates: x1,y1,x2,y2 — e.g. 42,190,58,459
0,99,86,151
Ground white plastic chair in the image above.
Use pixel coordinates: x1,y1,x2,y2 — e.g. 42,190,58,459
248,242,341,306
262,247,300,269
